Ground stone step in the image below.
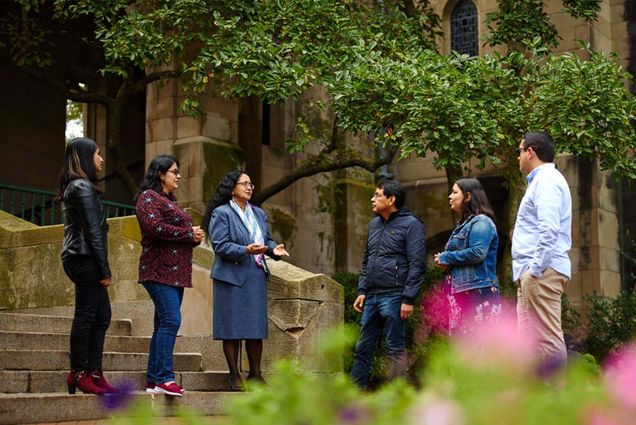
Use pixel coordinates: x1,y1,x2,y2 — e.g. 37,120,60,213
0,351,202,372
0,333,227,371
0,313,132,336
0,370,232,393
0,391,239,425
0,331,149,353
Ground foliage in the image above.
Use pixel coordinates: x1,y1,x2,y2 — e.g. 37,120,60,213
485,0,602,49
105,308,636,425
1,0,442,198
485,0,559,49
331,39,636,179
561,293,581,334
584,290,636,361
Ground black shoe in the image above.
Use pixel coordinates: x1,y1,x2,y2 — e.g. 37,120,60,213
246,373,266,385
228,374,243,391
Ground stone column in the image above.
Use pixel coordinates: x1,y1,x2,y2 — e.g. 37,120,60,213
565,156,622,309
146,75,244,212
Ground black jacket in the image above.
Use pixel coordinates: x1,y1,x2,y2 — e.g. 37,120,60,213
358,208,426,305
61,179,111,279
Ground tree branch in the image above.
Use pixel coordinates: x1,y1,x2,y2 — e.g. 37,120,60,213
22,67,113,106
251,146,396,205
122,69,183,96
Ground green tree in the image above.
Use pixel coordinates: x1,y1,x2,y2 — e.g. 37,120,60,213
328,1,636,285
1,0,439,199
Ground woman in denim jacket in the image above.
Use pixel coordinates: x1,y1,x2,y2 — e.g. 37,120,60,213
434,178,501,334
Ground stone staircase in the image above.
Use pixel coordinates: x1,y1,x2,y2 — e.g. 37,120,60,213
0,312,239,424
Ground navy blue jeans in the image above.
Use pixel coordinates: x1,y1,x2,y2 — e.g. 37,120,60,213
142,282,184,384
351,292,407,389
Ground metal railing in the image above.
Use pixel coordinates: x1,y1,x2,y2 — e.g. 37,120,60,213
0,183,136,227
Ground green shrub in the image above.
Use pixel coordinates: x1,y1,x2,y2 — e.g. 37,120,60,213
584,290,636,361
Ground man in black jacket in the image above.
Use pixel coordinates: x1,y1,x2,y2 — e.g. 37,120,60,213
350,180,426,389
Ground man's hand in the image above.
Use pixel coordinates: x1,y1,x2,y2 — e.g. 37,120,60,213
400,303,413,320
100,277,112,288
353,295,366,313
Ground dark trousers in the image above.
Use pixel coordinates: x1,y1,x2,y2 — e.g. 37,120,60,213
63,255,111,371
351,292,407,389
142,282,184,384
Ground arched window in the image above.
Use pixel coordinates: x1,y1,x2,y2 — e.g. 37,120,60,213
451,0,478,57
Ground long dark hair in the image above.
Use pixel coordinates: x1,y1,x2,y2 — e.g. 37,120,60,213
57,137,99,201
134,155,179,201
201,170,246,238
454,177,496,221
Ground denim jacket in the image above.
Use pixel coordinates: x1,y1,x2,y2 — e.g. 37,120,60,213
438,214,498,294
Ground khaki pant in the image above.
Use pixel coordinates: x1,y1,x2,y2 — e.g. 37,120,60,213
517,268,569,361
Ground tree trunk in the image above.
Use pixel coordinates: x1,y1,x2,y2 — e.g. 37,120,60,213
499,169,526,297
106,100,138,198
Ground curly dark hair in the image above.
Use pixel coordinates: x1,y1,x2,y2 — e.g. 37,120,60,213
201,170,246,239
57,137,99,201
134,155,179,201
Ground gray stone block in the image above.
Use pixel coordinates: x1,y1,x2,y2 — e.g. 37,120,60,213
0,313,132,335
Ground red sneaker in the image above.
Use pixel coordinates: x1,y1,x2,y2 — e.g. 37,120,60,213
155,381,184,397
145,382,158,394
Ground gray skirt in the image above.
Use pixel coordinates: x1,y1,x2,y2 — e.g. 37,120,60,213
212,261,268,340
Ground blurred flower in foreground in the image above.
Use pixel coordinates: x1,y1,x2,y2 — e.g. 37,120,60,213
409,392,464,425
535,352,567,380
603,342,636,410
453,306,534,373
337,404,370,425
419,283,450,334
99,380,136,411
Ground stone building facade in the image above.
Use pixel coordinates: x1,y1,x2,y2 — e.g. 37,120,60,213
1,0,635,309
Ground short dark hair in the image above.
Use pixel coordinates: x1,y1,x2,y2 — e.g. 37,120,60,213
135,155,179,200
377,179,405,209
57,137,99,201
522,131,555,163
454,177,496,221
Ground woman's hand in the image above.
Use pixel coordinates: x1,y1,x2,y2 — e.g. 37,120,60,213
100,277,112,288
434,253,448,271
246,243,268,255
273,244,290,257
192,226,204,242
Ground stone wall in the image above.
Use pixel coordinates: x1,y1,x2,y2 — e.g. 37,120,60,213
0,210,343,372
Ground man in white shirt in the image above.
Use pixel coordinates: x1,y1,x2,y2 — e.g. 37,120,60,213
512,131,572,363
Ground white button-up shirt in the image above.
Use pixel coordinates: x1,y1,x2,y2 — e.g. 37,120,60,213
511,163,572,281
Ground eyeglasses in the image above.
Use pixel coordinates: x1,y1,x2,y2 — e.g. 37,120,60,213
236,181,255,190
515,147,529,155
167,169,180,176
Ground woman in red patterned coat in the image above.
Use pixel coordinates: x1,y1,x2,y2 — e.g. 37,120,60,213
135,155,204,397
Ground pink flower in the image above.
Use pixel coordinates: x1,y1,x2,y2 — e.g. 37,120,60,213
603,342,636,410
419,283,450,335
453,305,535,373
409,393,464,425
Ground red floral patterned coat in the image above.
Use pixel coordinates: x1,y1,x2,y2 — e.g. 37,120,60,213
136,189,199,287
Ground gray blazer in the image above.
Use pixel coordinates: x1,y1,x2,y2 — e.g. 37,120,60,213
209,203,280,286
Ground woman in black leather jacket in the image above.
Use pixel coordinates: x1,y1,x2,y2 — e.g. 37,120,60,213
57,137,117,395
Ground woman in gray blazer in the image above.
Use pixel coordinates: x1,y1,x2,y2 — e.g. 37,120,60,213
201,170,289,390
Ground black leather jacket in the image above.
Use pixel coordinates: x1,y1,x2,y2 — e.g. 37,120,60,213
61,178,111,279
